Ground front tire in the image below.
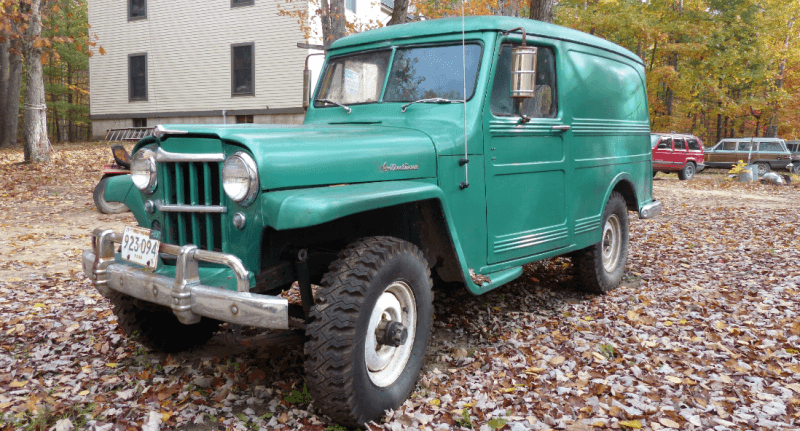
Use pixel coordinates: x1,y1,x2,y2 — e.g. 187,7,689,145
304,237,433,427
792,162,800,174
678,162,696,180
93,176,129,214
109,291,221,352
756,162,770,176
573,192,629,293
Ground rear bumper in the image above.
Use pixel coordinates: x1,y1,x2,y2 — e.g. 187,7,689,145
639,200,662,219
82,229,288,329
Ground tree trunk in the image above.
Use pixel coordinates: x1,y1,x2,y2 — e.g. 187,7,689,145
387,0,409,25
1,43,22,149
529,0,554,23
766,19,793,138
321,0,346,49
0,40,8,146
22,0,52,163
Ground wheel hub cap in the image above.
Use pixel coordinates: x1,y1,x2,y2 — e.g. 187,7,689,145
365,281,416,387
601,215,621,273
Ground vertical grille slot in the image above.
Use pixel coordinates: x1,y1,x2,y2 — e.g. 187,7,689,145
159,160,223,252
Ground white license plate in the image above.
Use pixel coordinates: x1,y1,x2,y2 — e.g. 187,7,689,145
121,226,160,270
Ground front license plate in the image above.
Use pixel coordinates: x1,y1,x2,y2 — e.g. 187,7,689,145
121,226,160,270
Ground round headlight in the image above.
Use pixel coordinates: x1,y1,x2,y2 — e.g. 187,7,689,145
222,151,259,205
131,147,157,193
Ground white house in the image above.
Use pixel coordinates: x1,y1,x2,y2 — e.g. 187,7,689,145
88,0,392,139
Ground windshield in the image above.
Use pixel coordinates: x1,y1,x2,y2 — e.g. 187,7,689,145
315,43,482,107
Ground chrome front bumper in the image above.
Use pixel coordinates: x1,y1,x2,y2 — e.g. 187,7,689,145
639,200,662,219
82,229,288,329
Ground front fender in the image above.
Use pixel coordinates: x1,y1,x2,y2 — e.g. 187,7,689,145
260,180,492,294
103,175,147,224
260,181,443,230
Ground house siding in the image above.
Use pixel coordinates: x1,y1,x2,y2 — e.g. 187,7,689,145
88,0,309,118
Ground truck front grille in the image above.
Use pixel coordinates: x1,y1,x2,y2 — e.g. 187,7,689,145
159,161,225,251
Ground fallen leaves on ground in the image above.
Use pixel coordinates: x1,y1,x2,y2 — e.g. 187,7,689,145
1,144,799,431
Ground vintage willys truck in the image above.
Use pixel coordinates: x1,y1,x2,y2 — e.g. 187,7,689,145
82,16,661,426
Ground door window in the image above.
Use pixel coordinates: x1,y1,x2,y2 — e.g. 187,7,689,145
491,45,557,118
720,141,736,151
687,139,700,151
737,141,753,152
657,138,672,149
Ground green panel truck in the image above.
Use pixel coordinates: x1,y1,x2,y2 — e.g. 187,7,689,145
82,16,661,427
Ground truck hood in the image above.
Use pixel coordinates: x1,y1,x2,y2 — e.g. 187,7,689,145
157,124,437,190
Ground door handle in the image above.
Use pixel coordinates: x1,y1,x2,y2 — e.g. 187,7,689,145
551,125,571,132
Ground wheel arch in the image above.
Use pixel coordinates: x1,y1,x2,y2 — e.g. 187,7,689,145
607,175,639,213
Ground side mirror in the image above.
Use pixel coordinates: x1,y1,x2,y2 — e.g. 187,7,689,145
511,46,537,99
303,68,311,109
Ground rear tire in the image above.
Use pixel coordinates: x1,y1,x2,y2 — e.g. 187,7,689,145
109,291,221,352
756,162,770,176
94,176,129,214
678,162,695,180
304,237,433,427
792,163,800,174
573,192,629,293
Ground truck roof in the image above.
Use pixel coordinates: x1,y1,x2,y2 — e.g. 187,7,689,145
329,16,643,65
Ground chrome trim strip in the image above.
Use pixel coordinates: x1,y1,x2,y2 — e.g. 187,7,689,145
639,200,662,220
82,230,288,329
155,201,227,213
155,147,225,163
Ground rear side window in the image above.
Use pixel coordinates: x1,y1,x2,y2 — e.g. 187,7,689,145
673,139,686,150
688,139,700,151
491,45,557,118
720,141,736,150
758,141,782,152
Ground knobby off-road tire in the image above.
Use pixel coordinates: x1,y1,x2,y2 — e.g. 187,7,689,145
93,176,129,214
304,237,434,427
573,192,629,293
109,291,221,352
678,162,696,181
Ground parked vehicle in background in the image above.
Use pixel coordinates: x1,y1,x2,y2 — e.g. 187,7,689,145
785,141,800,173
80,17,661,427
651,132,705,180
705,137,795,175
93,145,131,214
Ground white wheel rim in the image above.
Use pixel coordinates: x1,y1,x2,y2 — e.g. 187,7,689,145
758,164,768,174
601,215,621,273
365,281,416,387
686,165,694,177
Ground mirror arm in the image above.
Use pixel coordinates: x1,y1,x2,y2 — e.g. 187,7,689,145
501,27,528,46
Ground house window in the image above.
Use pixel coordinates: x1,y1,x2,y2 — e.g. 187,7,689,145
231,0,254,7
129,54,148,101
132,118,147,127
129,0,146,20
236,115,254,124
381,0,394,8
232,44,254,96
346,0,356,12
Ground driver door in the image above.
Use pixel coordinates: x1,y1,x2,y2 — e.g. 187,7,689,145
484,42,570,265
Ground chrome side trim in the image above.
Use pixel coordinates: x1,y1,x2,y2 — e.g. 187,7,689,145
155,201,227,213
639,200,662,219
155,147,225,163
82,230,288,329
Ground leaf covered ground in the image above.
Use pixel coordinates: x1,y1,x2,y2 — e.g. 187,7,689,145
1,144,799,431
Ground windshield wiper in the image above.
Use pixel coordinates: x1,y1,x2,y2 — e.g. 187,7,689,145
315,99,352,114
400,98,464,113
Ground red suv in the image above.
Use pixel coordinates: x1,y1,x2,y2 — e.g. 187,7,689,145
651,133,705,180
